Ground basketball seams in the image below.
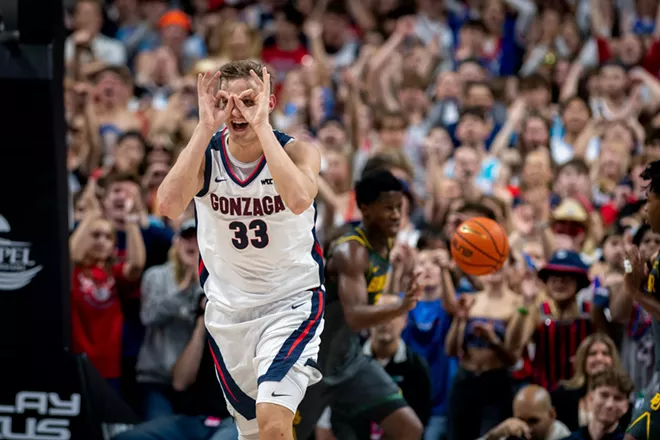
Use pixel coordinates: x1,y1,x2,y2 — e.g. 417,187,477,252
460,226,488,239
450,217,509,276
473,218,504,258
453,232,500,263
452,255,497,273
450,255,497,268
451,257,498,275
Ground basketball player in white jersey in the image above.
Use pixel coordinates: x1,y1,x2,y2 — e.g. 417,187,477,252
156,60,324,440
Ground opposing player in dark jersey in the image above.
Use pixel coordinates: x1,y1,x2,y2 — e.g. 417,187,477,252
295,170,424,440
625,160,660,440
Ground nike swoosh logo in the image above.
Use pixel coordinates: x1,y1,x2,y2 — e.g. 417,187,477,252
291,302,306,310
271,392,290,397
215,177,227,182
372,266,379,273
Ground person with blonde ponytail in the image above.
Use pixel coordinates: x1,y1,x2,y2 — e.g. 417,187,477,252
136,219,203,421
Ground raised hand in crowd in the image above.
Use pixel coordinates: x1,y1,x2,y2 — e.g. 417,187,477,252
123,180,149,228
455,295,476,320
72,29,93,48
389,243,417,295
401,271,423,312
79,178,103,218
519,271,540,307
303,20,323,41
430,248,452,271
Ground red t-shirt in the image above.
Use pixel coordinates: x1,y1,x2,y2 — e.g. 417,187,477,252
71,263,126,379
600,194,638,226
597,37,660,77
261,42,309,95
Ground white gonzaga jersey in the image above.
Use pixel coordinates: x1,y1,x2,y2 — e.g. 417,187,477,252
194,127,324,311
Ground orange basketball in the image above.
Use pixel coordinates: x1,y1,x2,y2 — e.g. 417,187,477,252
450,217,509,276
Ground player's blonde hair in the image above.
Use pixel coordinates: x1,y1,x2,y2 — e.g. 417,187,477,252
218,60,274,94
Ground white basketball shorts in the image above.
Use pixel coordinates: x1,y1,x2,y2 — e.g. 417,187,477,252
205,288,325,437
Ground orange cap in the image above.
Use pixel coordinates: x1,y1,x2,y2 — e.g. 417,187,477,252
158,10,191,31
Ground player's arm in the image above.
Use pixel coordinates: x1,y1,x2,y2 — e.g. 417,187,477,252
156,125,210,219
624,246,660,320
255,126,321,215
631,292,660,320
335,241,411,331
609,286,634,323
234,67,320,214
157,72,231,219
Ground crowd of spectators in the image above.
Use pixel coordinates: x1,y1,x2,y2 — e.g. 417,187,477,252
64,0,660,439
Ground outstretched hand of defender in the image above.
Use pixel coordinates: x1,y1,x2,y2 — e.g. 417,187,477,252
198,71,233,131
233,67,271,129
623,243,648,297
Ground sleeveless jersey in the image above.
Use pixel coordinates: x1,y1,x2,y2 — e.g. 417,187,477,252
318,225,391,382
194,127,324,311
645,253,660,372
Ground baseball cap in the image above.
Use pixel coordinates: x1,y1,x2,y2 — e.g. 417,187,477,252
180,219,197,238
551,198,589,224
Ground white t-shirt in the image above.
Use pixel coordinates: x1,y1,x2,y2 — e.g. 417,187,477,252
64,34,127,66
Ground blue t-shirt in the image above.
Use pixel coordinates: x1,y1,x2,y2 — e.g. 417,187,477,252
402,299,456,416
446,120,502,151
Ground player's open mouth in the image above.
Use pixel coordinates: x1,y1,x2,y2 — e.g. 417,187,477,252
231,121,249,132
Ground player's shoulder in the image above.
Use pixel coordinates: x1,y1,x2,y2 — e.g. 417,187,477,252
208,128,226,149
331,227,370,267
333,224,369,249
653,251,660,268
273,129,295,147
332,242,370,274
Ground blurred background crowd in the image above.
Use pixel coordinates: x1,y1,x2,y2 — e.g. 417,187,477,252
65,0,660,439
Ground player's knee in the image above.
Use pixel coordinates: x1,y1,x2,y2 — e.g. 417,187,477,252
401,415,424,440
381,407,423,440
257,417,290,439
256,402,295,439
